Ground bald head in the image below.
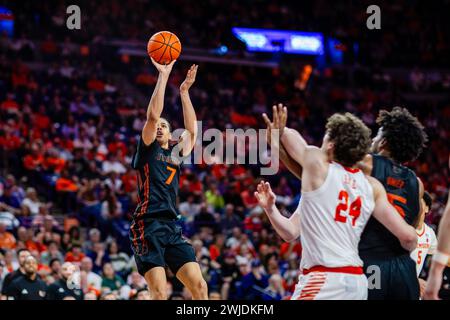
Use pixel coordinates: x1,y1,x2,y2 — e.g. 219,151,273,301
81,257,93,272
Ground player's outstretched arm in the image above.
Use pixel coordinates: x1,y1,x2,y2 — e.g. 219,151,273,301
424,155,450,299
254,181,301,242
263,104,302,180
179,64,198,157
369,176,418,251
142,58,176,146
281,125,318,169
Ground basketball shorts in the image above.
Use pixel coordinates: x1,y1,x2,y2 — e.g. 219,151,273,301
363,254,420,300
291,270,368,300
129,218,197,276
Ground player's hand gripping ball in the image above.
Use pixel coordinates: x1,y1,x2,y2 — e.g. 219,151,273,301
147,31,181,64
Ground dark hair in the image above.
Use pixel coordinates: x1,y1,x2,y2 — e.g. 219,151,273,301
49,258,61,267
376,107,427,163
326,113,372,167
423,191,432,209
69,226,81,239
17,248,30,256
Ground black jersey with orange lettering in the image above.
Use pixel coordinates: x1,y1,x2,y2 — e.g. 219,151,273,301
359,154,420,259
131,137,182,221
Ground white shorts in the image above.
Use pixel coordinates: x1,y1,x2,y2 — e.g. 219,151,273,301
291,271,368,300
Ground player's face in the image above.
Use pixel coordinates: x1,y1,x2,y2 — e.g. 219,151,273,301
156,118,171,145
371,127,384,153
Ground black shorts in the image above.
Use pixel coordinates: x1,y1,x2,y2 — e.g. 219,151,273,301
129,218,196,276
363,254,420,300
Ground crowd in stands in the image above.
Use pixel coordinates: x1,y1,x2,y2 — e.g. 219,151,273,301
0,0,449,300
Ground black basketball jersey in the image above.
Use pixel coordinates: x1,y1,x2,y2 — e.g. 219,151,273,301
359,154,420,259
131,137,182,221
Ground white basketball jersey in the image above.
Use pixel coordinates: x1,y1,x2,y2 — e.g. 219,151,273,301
410,224,437,276
298,162,375,271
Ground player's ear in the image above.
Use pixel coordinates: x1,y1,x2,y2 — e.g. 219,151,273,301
379,138,388,150
327,141,334,152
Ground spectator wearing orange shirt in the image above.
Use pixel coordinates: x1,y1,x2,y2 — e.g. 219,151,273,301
23,144,44,171
65,244,86,265
55,169,79,214
0,222,16,250
16,226,46,253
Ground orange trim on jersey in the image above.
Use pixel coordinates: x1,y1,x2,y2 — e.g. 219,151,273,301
417,226,426,237
138,220,145,252
303,265,364,275
298,273,327,300
333,161,360,174
138,164,150,218
130,221,139,252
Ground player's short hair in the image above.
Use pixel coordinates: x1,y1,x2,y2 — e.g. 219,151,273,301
423,191,432,209
376,107,427,163
326,113,372,167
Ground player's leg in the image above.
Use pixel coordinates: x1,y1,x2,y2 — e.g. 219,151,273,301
175,262,208,300
165,223,208,299
144,267,169,300
130,220,168,299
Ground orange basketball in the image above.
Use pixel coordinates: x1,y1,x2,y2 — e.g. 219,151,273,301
147,31,181,64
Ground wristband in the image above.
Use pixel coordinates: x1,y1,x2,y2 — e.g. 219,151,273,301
432,251,450,266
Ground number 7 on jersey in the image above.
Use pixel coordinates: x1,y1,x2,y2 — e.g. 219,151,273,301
165,166,177,185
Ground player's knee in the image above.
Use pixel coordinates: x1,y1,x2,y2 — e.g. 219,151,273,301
193,279,208,296
149,286,167,300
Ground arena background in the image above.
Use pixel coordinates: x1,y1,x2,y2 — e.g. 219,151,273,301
0,0,449,300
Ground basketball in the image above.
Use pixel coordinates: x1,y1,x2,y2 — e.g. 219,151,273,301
147,31,181,64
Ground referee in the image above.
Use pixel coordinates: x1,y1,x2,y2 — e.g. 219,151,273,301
5,256,47,300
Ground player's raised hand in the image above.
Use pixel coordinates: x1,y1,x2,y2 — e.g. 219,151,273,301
151,57,176,76
180,64,198,92
262,103,288,145
254,180,276,211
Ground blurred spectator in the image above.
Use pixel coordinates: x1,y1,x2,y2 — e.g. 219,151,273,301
64,244,85,265
0,222,16,250
101,262,125,293
46,262,83,300
80,257,102,293
107,240,131,278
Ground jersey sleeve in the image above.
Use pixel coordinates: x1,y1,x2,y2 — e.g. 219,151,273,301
131,136,159,169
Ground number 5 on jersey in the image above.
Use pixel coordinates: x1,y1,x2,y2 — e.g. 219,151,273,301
334,190,362,226
165,166,177,185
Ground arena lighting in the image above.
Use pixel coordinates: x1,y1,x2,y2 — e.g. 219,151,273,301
0,6,14,37
232,27,324,55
